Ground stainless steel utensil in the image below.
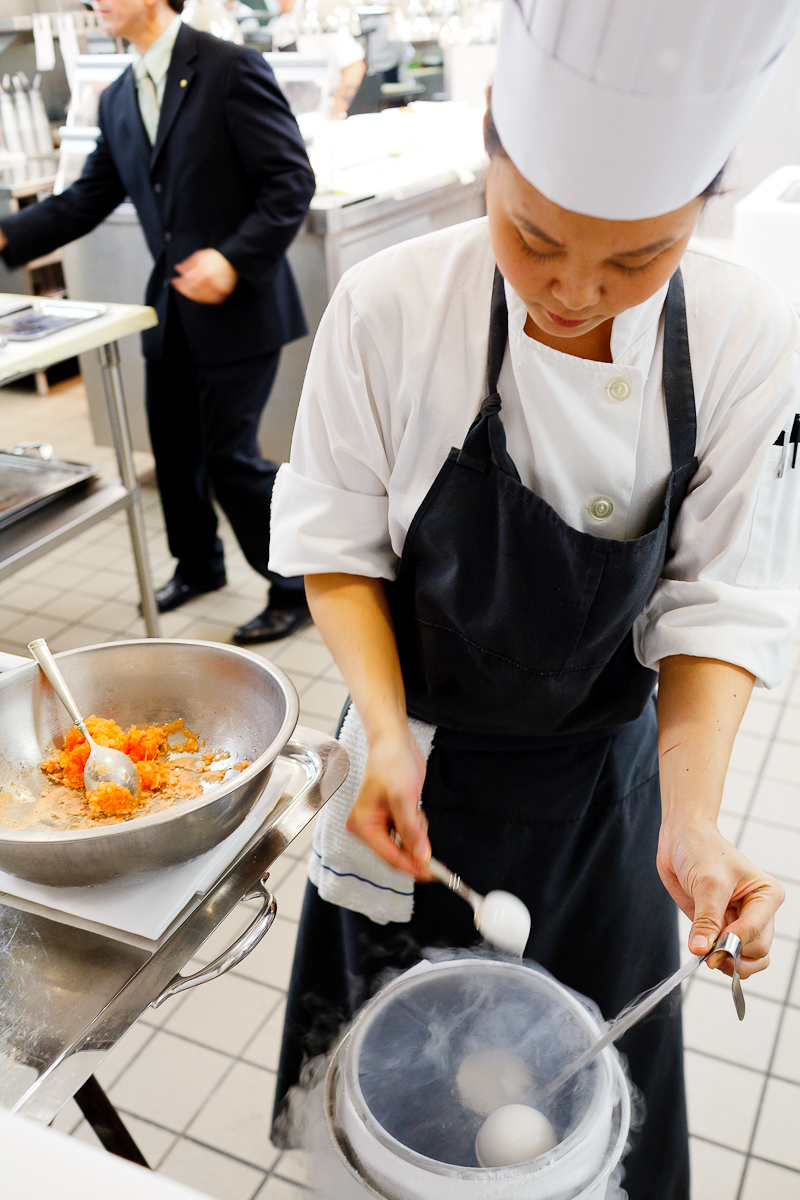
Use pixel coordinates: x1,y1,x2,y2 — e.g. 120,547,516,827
537,931,745,1102
0,639,300,885
27,636,141,804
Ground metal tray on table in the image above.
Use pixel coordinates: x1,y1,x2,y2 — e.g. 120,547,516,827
0,445,101,531
0,300,107,341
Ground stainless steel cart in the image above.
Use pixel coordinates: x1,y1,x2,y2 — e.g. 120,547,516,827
0,723,348,1165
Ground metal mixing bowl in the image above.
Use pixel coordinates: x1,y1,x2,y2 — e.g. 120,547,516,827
0,639,299,886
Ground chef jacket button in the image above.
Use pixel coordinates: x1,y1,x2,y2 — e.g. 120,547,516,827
605,376,632,402
589,496,614,521
153,183,162,194
164,230,172,243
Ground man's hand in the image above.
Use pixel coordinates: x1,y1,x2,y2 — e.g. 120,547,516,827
171,249,238,304
657,816,784,979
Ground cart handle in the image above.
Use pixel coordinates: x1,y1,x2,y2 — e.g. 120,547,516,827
151,876,277,1007
8,441,53,460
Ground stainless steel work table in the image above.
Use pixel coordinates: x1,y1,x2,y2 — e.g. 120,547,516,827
0,298,161,636
0,723,348,1164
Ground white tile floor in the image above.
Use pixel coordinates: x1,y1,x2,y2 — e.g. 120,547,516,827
3,377,800,1199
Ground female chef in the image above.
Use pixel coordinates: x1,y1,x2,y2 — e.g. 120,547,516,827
269,3,800,1197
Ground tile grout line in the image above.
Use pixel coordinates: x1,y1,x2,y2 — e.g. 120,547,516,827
736,668,800,843
107,1109,279,1178
735,936,800,1200
691,1131,800,1174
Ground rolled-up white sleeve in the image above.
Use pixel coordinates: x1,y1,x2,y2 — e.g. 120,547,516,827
635,346,800,687
269,282,399,580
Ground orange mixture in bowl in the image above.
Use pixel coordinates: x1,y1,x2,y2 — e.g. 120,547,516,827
40,716,245,820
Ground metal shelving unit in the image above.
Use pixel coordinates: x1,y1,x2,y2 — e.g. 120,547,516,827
0,296,161,636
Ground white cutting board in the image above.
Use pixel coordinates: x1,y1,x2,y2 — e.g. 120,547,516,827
0,760,291,940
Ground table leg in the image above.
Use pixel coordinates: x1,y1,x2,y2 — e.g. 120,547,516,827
98,341,161,638
74,1074,149,1168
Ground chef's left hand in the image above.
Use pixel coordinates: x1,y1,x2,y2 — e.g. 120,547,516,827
171,249,238,304
657,817,784,979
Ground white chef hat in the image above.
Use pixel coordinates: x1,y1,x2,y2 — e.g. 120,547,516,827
492,0,800,220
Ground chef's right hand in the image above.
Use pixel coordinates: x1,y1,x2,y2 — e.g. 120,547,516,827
346,728,431,879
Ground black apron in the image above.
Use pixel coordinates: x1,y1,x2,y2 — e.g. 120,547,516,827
389,267,697,737
275,270,697,1200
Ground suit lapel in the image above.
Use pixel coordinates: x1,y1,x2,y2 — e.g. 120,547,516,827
151,23,198,169
117,64,152,162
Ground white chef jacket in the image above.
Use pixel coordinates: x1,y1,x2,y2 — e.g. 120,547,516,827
270,218,800,688
270,2,364,103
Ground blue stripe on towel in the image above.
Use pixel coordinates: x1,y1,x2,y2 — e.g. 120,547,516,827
311,848,414,896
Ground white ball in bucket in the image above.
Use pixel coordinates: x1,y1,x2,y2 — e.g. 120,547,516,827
475,1103,558,1168
456,1049,532,1115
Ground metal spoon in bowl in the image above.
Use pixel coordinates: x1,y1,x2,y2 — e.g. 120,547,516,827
28,638,141,803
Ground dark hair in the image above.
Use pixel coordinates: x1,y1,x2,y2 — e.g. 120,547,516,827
483,106,506,160
167,0,184,12
701,165,726,200
484,104,728,203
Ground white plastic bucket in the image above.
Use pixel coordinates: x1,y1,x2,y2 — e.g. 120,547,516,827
325,958,631,1200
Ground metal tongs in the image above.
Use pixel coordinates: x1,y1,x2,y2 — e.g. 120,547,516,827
537,931,745,1103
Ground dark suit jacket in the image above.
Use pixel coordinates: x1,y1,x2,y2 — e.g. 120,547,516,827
0,24,316,364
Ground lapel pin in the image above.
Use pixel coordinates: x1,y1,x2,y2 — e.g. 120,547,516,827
180,78,187,87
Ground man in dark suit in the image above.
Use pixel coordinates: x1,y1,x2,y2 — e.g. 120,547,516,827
0,0,316,643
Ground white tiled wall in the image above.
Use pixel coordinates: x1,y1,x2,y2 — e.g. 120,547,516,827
3,378,800,1198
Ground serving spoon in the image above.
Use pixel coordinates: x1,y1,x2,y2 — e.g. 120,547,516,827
535,930,745,1104
390,830,532,956
28,637,141,803
426,856,532,956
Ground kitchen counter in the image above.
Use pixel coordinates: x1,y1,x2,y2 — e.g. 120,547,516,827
0,298,155,383
60,102,488,461
0,1106,206,1200
260,103,488,460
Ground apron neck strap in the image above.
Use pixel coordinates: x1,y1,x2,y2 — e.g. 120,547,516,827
458,266,520,478
662,269,697,474
486,266,508,396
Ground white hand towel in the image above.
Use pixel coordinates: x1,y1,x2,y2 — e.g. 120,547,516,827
308,703,436,924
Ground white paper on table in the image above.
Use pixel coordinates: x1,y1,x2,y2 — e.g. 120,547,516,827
32,14,56,73
0,760,292,941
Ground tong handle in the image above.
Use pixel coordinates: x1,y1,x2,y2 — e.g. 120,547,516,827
707,930,745,1021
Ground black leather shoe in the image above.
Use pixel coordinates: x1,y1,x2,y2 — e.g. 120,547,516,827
232,602,311,644
153,573,226,614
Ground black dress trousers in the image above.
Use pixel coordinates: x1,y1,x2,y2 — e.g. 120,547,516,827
145,305,303,592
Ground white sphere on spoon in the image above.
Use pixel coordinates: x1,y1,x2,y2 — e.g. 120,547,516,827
476,890,531,956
